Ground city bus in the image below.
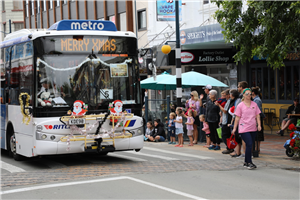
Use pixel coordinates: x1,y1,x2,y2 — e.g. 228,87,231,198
0,20,143,160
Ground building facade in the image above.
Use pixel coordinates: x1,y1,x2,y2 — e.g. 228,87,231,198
23,0,134,32
142,0,299,131
1,0,25,40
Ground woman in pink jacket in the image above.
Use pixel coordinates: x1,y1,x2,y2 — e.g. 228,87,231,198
232,88,261,170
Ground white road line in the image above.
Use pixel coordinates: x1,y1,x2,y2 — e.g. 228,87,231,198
109,153,147,162
143,146,213,160
0,161,26,173
0,176,207,199
124,151,179,161
126,176,207,200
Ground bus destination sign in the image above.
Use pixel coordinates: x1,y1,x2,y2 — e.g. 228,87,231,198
48,20,117,32
60,38,116,52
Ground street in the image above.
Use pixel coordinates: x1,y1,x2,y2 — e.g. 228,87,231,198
1,138,299,200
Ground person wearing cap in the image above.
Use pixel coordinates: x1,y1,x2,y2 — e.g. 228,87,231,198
37,78,51,98
199,84,212,108
277,97,300,136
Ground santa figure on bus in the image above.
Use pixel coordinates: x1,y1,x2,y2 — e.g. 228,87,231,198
72,100,88,116
109,100,123,115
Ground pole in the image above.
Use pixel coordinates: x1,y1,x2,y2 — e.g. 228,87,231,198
9,19,11,33
175,0,181,107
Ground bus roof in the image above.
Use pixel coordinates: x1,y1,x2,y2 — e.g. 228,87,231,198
1,20,136,49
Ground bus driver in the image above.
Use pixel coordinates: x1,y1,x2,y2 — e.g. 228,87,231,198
37,78,66,105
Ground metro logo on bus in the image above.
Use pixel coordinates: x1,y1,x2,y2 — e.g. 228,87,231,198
44,125,70,130
48,20,117,32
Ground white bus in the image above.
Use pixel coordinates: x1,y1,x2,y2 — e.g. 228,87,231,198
0,20,144,160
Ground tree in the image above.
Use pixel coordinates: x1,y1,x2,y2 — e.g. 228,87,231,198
214,1,300,69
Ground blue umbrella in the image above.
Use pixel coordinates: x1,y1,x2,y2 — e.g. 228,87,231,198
157,71,228,88
140,71,177,90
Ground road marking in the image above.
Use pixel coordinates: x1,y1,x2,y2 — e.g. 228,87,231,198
125,151,179,161
0,161,26,173
110,153,147,162
143,147,213,160
0,176,207,199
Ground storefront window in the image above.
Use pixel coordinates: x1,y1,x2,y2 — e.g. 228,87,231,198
270,69,275,100
279,67,284,100
294,66,300,98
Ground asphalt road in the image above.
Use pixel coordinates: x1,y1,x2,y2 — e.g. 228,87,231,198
1,142,299,200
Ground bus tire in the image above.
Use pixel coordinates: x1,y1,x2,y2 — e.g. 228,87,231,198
7,127,24,161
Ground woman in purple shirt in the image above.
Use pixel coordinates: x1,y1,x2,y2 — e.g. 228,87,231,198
232,88,261,170
185,91,200,144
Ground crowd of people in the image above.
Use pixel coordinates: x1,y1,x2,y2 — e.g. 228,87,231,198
144,82,300,170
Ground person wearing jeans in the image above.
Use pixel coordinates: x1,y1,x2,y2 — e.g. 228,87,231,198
232,88,261,169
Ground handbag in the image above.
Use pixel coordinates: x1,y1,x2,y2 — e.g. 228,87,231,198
227,134,237,149
216,127,222,139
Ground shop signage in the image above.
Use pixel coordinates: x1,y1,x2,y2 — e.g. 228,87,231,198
181,52,194,63
156,0,182,21
180,24,224,45
168,49,235,65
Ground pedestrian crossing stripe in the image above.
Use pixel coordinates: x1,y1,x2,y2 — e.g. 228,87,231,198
124,119,136,127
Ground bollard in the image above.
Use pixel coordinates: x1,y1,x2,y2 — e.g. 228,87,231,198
145,96,148,132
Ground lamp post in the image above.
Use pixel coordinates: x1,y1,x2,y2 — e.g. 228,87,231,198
161,0,181,107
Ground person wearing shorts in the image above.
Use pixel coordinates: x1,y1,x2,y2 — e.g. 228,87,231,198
174,107,184,147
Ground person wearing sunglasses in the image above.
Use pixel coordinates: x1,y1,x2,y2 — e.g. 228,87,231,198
232,88,262,170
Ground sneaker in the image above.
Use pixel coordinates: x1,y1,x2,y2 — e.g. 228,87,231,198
172,142,176,144
247,163,257,170
243,162,248,167
222,149,233,154
214,146,221,150
168,141,173,144
208,145,216,150
237,154,245,158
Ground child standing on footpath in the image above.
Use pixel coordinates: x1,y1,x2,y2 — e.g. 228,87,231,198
168,112,176,144
185,109,195,146
174,107,184,147
200,114,211,148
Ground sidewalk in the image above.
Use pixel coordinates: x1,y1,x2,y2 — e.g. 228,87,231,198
183,130,299,168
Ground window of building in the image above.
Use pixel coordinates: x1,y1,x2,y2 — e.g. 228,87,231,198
63,0,67,4
50,0,53,9
26,0,29,17
138,9,146,31
13,1,22,10
57,0,60,7
3,24,6,36
278,66,300,101
109,15,115,24
43,0,46,11
31,0,34,15
98,18,105,21
14,23,24,32
119,12,126,31
37,0,40,13
1,2,4,11
203,0,209,4
250,66,276,101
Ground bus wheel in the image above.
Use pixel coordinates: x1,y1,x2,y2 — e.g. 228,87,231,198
9,133,23,161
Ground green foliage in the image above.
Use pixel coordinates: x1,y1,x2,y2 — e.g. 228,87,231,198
213,1,300,69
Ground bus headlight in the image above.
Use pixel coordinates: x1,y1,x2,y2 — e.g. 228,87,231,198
50,135,56,140
42,134,47,139
137,129,142,134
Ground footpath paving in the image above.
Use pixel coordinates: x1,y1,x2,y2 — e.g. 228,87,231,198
188,132,299,168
